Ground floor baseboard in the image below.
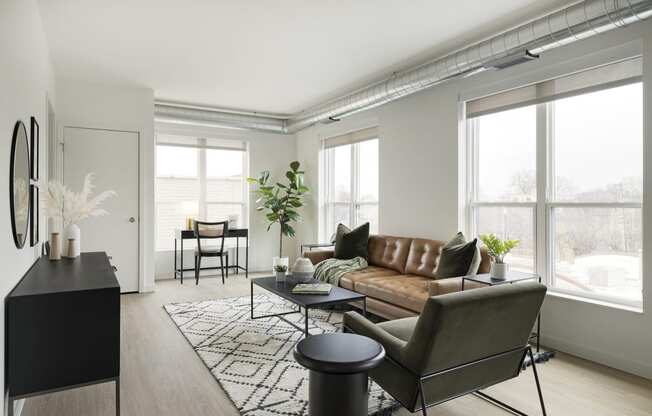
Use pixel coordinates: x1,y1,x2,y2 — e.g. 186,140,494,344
542,334,652,380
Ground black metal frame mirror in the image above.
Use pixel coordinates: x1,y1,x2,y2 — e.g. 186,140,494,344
10,121,30,249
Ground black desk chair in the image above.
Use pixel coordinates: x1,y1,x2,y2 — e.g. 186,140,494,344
192,220,229,285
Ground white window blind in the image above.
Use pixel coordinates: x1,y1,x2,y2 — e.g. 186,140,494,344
466,57,642,118
155,133,247,251
322,126,379,149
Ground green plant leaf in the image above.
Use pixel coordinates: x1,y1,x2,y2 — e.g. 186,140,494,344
290,161,300,171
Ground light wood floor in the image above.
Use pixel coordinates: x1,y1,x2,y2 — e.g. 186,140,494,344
22,273,652,416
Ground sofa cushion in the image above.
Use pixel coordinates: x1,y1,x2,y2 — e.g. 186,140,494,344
434,232,481,279
367,235,412,274
405,238,445,278
354,275,431,312
339,266,400,290
428,276,485,296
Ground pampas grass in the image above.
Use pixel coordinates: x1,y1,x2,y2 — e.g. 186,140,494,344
42,173,116,228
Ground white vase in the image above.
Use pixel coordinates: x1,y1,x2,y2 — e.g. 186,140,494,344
490,262,509,280
63,223,81,258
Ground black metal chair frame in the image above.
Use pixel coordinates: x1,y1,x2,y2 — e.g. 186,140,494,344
192,220,229,285
345,323,546,416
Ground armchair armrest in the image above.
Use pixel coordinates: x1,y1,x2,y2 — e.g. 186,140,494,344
303,249,334,265
343,311,407,360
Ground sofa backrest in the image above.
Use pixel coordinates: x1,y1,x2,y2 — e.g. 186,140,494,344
367,235,412,274
368,235,492,278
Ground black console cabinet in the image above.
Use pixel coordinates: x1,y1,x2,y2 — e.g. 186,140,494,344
6,252,120,416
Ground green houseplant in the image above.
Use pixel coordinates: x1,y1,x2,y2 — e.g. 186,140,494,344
479,234,520,279
247,161,309,259
274,264,288,283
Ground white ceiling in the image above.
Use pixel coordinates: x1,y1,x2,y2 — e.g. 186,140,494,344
38,0,574,115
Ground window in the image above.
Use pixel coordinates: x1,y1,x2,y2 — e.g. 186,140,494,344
466,58,643,307
155,134,247,250
468,106,537,273
320,127,379,240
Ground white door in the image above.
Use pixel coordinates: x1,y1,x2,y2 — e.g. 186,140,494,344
63,127,140,292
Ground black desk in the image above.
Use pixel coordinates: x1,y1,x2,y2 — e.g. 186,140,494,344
174,228,248,280
6,252,120,416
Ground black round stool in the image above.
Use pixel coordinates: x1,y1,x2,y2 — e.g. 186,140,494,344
294,333,385,416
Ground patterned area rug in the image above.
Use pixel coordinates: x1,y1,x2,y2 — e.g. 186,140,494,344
164,294,398,415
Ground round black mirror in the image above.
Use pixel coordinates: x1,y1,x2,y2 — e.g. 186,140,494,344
10,121,30,249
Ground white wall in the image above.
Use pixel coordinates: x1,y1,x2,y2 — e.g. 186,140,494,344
297,21,652,379
154,124,298,278
55,80,156,292
0,1,56,414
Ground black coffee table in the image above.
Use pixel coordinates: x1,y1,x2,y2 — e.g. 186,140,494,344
250,276,367,338
294,333,385,416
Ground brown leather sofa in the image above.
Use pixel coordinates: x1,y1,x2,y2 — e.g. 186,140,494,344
304,235,491,319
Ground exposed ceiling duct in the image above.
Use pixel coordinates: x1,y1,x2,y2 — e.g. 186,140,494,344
154,103,287,134
155,0,652,134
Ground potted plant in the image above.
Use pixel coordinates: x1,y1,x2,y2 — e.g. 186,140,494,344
274,264,288,283
247,161,309,270
479,234,520,280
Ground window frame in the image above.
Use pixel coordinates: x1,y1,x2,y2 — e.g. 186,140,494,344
155,139,248,251
466,87,643,309
320,138,379,241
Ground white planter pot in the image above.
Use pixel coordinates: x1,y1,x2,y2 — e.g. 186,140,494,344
63,224,81,258
490,262,509,280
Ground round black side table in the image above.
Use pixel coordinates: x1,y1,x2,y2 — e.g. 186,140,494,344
294,333,385,416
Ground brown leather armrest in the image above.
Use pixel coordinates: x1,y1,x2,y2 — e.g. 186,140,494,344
428,277,485,296
303,249,334,265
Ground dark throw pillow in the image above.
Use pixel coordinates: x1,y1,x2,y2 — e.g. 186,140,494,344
434,232,481,279
334,223,370,260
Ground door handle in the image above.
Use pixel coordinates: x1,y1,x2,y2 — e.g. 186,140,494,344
129,217,136,223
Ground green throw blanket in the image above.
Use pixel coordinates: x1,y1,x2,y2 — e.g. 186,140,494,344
313,256,368,286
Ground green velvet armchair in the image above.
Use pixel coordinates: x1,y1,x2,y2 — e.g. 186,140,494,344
343,282,547,416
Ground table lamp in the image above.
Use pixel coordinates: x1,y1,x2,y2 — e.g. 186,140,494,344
181,201,198,230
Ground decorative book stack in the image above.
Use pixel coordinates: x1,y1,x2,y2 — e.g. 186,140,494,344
291,283,332,295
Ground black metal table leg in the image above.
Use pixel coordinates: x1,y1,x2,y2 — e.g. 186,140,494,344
537,313,541,352
180,237,184,284
236,236,239,275
305,307,309,337
174,238,177,279
245,235,249,279
250,279,254,319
